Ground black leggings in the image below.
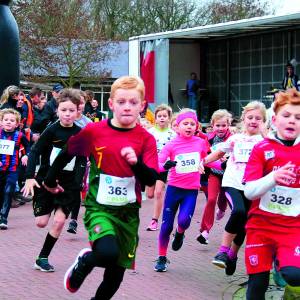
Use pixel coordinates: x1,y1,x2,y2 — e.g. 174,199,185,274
247,267,300,300
85,235,126,300
224,187,251,246
70,191,81,220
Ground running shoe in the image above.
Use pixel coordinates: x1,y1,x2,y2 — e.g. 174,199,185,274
154,256,169,272
67,220,78,234
196,230,209,245
64,248,92,293
225,257,238,275
34,257,55,272
171,231,185,251
0,218,7,230
212,252,228,269
216,209,225,221
146,219,158,231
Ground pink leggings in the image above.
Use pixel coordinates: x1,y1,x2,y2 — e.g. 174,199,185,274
200,174,227,233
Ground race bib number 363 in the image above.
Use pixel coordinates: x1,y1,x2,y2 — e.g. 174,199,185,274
96,174,136,206
175,152,200,174
260,185,300,217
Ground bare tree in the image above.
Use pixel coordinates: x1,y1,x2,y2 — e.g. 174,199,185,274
12,0,114,87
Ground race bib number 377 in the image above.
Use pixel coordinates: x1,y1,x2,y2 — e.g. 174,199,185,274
0,139,15,155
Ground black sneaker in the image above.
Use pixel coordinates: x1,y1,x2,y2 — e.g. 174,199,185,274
67,220,78,234
196,233,209,245
171,231,185,251
34,257,55,272
225,257,238,275
64,248,92,293
154,256,169,272
212,252,228,269
0,219,8,230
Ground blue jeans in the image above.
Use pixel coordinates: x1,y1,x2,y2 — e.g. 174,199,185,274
188,95,198,110
0,171,18,222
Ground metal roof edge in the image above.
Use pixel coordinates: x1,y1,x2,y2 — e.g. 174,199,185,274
128,12,300,42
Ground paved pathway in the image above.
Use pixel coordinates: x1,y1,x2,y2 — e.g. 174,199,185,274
1,193,248,300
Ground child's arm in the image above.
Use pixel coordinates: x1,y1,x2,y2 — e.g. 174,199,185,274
244,162,296,200
203,149,225,165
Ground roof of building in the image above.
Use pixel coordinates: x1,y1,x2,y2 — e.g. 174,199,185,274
129,12,300,41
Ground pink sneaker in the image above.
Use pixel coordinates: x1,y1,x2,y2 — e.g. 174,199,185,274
146,219,158,231
216,209,225,221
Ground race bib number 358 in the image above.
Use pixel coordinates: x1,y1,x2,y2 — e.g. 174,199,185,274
175,152,200,174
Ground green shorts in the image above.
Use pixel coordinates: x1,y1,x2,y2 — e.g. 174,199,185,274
84,205,140,269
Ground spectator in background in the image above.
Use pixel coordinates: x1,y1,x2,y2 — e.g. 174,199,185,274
31,94,47,134
282,62,299,91
83,90,94,115
38,83,63,132
186,72,200,111
23,87,42,128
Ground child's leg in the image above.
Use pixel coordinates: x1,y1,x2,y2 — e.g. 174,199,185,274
153,180,165,220
246,272,270,300
94,265,126,300
177,189,198,233
158,186,180,256
0,171,18,224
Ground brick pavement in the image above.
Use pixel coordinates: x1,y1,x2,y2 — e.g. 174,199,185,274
0,193,247,300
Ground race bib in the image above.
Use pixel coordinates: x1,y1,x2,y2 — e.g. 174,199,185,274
233,142,255,163
96,174,136,206
0,139,15,155
175,152,200,174
49,147,75,171
260,185,300,217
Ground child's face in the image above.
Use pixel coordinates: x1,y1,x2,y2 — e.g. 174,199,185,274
91,99,98,108
78,97,86,114
205,126,213,133
1,113,18,131
171,120,178,132
177,117,197,138
243,108,264,135
273,104,300,140
108,88,144,128
57,100,78,127
155,110,170,128
213,117,229,138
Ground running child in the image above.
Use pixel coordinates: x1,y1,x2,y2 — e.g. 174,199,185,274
197,109,232,245
43,76,159,300
243,89,300,300
203,101,266,276
22,88,85,272
154,109,209,272
0,108,30,229
146,104,176,231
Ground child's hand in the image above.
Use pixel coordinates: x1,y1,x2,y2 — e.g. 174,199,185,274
163,160,177,170
273,162,296,185
120,147,137,165
199,160,205,174
21,179,40,197
21,155,28,166
42,181,64,194
259,122,268,137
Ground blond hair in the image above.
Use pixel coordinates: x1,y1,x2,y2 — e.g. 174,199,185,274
0,108,21,123
0,85,20,105
241,101,266,122
273,88,300,114
154,104,172,119
110,76,145,101
210,109,232,125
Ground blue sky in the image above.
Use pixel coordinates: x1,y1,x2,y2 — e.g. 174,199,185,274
273,0,300,14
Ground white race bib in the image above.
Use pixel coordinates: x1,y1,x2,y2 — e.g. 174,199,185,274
260,185,300,217
96,174,136,206
175,152,200,174
0,139,15,155
49,147,75,171
233,142,255,163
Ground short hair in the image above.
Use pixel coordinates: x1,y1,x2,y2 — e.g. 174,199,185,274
0,108,21,123
0,85,20,105
210,109,232,125
154,104,172,119
29,87,42,98
273,88,300,114
241,101,266,122
110,76,145,101
57,88,81,107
